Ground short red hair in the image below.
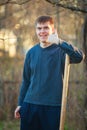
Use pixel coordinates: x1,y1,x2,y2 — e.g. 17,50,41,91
35,16,54,26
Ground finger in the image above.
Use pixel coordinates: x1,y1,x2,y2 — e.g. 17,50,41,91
14,109,20,118
15,112,20,119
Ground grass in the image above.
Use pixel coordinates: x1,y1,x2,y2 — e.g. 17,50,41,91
64,124,74,130
0,120,74,130
0,120,69,130
0,120,20,130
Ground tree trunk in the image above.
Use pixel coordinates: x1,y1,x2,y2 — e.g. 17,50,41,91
83,15,87,71
83,14,87,130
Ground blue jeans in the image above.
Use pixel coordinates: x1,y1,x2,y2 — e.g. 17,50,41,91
20,102,61,130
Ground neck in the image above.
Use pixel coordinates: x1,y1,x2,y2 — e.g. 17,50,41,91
40,42,52,48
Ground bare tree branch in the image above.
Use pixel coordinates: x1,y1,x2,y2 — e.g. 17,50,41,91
56,3,87,13
46,0,87,13
0,0,87,14
0,0,9,6
0,0,31,6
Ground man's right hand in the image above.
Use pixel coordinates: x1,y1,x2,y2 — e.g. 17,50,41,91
14,106,21,119
47,30,59,44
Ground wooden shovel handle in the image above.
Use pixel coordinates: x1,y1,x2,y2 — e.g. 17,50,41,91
59,54,70,130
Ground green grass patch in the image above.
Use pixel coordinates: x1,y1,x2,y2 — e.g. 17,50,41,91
0,120,20,130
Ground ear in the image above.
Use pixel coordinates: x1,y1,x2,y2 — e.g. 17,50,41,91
52,28,58,35
52,27,55,34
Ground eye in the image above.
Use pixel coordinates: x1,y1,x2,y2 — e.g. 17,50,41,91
44,26,49,29
37,27,41,30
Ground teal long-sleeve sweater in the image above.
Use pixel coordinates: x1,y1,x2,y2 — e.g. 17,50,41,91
18,41,83,106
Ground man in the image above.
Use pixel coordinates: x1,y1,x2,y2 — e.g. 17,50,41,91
14,16,84,130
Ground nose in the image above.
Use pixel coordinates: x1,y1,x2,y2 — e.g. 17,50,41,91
40,28,45,33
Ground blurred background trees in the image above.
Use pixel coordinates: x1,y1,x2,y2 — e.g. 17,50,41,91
0,0,87,130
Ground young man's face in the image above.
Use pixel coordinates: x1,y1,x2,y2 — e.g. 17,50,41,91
36,22,54,43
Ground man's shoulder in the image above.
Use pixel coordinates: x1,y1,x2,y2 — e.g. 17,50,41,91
26,43,39,56
30,43,39,51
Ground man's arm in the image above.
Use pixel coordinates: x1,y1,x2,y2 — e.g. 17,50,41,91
14,52,31,119
59,40,84,64
47,32,85,63
18,52,31,106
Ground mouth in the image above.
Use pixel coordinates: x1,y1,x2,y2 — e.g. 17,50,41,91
39,35,48,38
